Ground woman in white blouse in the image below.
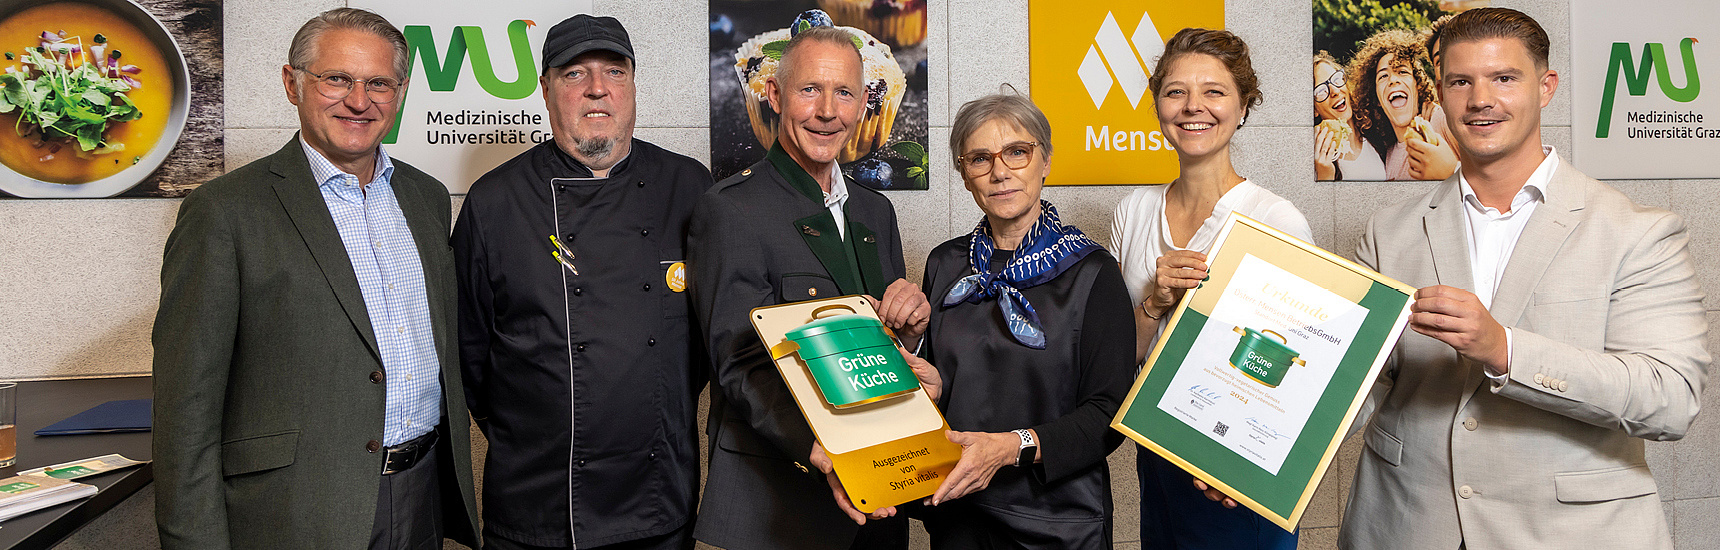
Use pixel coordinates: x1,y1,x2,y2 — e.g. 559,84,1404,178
1108,28,1313,550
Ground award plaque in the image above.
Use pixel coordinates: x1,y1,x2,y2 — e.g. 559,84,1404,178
751,296,962,513
1112,214,1415,531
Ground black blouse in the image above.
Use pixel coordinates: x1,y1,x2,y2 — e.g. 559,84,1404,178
917,235,1136,545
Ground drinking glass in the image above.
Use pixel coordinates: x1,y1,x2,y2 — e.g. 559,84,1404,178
0,382,17,468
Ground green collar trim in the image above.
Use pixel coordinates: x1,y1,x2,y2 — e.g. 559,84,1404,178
849,221,886,296
767,142,827,204
769,142,889,297
792,214,887,298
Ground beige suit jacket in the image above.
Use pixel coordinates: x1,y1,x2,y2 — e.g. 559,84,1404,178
1341,158,1707,550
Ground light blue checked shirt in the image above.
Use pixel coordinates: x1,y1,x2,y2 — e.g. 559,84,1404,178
302,139,441,446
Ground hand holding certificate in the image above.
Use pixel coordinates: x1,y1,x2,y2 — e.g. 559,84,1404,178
1408,285,1511,374
1144,250,1210,318
1112,214,1415,531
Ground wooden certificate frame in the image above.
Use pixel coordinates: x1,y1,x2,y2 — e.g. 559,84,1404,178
1111,214,1415,531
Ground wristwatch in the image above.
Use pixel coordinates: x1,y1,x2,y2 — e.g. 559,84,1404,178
1011,429,1037,467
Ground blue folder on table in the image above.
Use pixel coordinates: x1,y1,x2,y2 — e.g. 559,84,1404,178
35,399,152,436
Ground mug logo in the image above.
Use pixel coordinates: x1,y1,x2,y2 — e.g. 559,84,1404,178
1076,11,1165,109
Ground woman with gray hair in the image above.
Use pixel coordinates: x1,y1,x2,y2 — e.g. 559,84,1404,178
909,91,1135,548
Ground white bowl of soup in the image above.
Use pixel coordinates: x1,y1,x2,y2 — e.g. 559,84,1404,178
0,0,189,198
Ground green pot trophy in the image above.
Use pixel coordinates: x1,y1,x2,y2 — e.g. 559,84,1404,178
783,306,921,408
1229,326,1306,388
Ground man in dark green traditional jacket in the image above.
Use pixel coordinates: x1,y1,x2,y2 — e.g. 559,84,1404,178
688,24,930,550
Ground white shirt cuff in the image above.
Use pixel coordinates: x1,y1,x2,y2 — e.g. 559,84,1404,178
1486,328,1513,392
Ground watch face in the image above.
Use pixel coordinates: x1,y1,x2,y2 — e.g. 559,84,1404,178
1014,429,1035,467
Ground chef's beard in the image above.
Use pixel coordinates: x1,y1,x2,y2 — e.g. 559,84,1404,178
572,136,615,163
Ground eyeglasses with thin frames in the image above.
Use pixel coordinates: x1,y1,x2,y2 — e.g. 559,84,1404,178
955,141,1040,177
293,66,402,103
1314,68,1346,103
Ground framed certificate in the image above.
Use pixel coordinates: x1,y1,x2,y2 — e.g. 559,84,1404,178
1111,214,1415,531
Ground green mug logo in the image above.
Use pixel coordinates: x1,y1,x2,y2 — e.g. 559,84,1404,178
385,20,539,143
1229,326,1304,388
783,312,921,409
1597,38,1701,138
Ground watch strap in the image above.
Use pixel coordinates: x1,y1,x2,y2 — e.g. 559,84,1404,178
1012,429,1037,467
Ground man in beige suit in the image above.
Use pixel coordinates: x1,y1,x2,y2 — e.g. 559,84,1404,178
1344,8,1708,549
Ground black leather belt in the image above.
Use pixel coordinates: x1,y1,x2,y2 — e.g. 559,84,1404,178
381,429,438,475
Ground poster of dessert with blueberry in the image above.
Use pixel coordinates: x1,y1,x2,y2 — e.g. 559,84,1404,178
709,1,929,190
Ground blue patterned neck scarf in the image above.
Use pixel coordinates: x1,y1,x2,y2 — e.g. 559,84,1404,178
942,201,1102,349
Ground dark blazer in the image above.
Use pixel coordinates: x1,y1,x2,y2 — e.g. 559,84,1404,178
152,138,480,549
688,155,907,550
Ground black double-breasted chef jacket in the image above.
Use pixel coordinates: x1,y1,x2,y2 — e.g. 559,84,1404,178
453,138,713,548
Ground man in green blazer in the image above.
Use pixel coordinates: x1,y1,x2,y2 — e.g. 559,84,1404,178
152,8,479,549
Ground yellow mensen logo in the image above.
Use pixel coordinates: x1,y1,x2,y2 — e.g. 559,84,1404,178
1031,1,1224,185
1077,12,1163,110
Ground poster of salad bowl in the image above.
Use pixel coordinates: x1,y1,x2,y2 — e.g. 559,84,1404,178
0,0,193,198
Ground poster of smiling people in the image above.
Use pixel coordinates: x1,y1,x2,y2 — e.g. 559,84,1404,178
1312,0,1490,181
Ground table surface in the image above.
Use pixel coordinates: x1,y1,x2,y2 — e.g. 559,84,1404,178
0,376,152,550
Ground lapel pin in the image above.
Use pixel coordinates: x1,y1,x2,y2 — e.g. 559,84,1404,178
862,235,876,243
741,168,753,177
801,225,821,237
808,287,818,297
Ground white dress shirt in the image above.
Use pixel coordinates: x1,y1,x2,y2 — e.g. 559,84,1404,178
823,162,850,240
1458,145,1559,386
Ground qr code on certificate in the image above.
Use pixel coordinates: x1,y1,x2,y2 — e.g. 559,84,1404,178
1213,421,1229,437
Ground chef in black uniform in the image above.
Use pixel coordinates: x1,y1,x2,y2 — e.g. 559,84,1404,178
913,93,1135,549
452,15,713,550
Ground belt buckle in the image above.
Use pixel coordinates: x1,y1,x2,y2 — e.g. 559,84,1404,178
380,431,437,475
381,445,410,475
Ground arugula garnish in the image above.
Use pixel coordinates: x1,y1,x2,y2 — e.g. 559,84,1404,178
0,46,139,154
